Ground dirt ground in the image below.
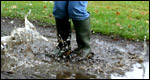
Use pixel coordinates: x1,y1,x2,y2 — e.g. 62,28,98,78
1,17,149,79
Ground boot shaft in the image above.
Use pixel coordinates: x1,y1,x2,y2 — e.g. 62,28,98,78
72,17,91,49
55,18,71,41
55,18,71,48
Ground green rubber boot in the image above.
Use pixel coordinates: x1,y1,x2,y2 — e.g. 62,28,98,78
72,16,92,59
46,18,71,57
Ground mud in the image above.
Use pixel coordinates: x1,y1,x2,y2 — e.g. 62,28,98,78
1,17,149,79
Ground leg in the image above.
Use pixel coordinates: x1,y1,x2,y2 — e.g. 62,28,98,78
68,1,92,59
53,1,68,19
68,1,90,20
47,1,71,57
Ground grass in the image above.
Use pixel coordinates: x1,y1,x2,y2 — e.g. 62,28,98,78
1,1,149,41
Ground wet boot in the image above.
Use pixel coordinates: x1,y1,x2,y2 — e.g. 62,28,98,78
46,18,71,57
72,16,92,59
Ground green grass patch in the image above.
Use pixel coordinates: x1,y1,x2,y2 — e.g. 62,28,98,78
1,1,55,26
1,1,149,41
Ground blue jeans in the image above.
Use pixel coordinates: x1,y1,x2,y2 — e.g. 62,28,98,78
53,1,90,20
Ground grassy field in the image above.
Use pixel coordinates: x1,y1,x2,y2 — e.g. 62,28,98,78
1,1,149,41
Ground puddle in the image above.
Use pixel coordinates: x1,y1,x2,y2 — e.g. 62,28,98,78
111,62,149,79
1,12,149,79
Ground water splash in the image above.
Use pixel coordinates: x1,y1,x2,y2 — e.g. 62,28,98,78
140,36,147,79
1,10,55,71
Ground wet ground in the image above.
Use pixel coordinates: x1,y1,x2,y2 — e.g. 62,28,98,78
1,17,149,79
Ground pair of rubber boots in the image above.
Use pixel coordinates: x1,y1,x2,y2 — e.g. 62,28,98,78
48,17,92,60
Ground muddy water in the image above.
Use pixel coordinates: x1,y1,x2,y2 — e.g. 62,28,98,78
1,17,149,79
111,62,149,79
